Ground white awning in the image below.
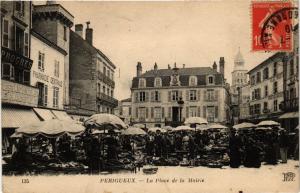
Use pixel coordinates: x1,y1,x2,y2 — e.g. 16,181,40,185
33,108,56,121
51,110,73,121
2,107,40,128
279,112,299,119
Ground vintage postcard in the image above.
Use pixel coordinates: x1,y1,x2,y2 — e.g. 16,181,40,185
1,0,299,193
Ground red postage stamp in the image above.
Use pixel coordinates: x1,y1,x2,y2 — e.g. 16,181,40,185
252,1,297,51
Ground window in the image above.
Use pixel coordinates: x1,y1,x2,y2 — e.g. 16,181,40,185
263,67,269,80
256,71,261,83
63,26,67,41
263,102,268,110
273,62,277,76
38,51,45,71
189,76,197,86
139,92,146,102
111,90,113,97
97,83,101,95
54,60,59,77
139,78,146,88
154,77,162,87
53,87,59,108
254,88,261,99
15,26,24,54
154,108,161,119
129,107,132,115
24,32,29,57
274,100,278,111
107,69,110,78
252,91,255,100
97,105,101,112
103,66,106,75
206,90,215,101
254,104,261,114
154,91,159,101
2,19,9,48
171,90,179,101
37,83,48,107
189,107,197,117
107,88,110,96
264,85,268,97
15,1,25,16
2,63,14,80
290,59,294,76
208,76,214,84
189,90,197,101
273,82,278,94
103,86,106,94
250,75,255,85
23,70,30,85
139,107,146,120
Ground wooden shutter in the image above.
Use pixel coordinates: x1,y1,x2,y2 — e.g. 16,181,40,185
151,107,154,118
161,107,165,118
135,92,139,102
150,91,154,102
186,107,189,118
198,106,201,117
158,92,161,102
197,90,201,101
11,24,15,50
215,106,218,118
168,91,171,102
215,90,219,101
203,106,206,118
168,107,171,118
186,90,189,101
204,90,207,101
44,85,48,106
146,108,149,119
136,107,139,118
145,92,149,102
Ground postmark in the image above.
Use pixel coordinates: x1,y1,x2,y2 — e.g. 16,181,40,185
252,1,298,51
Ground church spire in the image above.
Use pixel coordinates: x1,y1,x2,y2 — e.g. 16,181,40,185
234,47,245,69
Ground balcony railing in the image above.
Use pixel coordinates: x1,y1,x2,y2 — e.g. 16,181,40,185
97,93,118,107
97,71,115,88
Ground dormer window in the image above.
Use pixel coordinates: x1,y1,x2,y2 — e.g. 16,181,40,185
189,76,197,86
154,77,162,87
139,78,146,88
208,75,214,84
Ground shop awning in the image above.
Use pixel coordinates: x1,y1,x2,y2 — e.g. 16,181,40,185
51,110,73,121
2,107,40,128
279,112,299,119
33,108,56,121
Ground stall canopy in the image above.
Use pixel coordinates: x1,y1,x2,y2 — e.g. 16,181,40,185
279,112,299,119
33,108,56,121
51,110,73,121
2,107,40,128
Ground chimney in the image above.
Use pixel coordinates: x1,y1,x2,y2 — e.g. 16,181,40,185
219,57,225,77
137,62,142,77
46,0,56,5
213,61,217,71
85,21,93,45
182,64,185,68
154,62,158,71
75,24,83,38
168,64,171,69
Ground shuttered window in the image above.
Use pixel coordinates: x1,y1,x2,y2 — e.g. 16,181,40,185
2,19,9,48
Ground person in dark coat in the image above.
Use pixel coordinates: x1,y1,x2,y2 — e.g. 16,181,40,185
106,131,119,160
264,131,278,165
229,130,242,168
154,130,163,157
279,130,289,163
146,134,155,156
243,136,261,168
188,134,196,160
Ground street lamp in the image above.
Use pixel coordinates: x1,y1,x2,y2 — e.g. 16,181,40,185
177,97,184,124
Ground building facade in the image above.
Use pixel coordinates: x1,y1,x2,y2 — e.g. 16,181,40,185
68,23,118,121
238,83,251,121
230,48,248,124
115,98,132,125
1,1,40,154
130,60,231,128
248,52,285,123
279,25,299,130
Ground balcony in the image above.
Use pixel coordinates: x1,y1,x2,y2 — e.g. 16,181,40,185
97,93,118,107
1,80,39,107
97,71,115,88
282,98,299,112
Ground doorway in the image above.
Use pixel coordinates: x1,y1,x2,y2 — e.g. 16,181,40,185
172,107,179,122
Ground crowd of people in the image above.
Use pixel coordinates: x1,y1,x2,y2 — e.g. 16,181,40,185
4,124,299,174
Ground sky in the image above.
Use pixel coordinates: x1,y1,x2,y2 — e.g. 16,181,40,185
35,1,273,100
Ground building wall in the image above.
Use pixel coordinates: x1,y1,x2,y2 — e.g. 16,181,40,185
131,86,230,127
249,54,284,120
31,35,65,110
239,84,250,120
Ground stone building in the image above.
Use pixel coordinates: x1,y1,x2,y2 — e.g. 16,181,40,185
248,52,285,123
1,1,40,154
238,83,251,122
68,23,118,121
230,48,248,124
130,60,231,128
279,24,299,130
115,98,132,125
